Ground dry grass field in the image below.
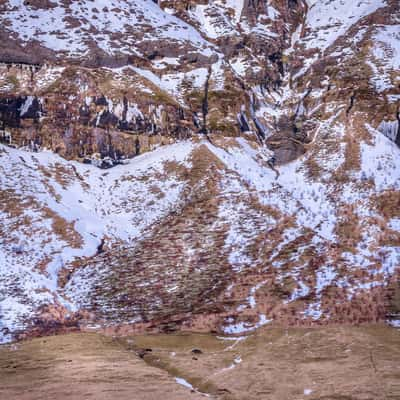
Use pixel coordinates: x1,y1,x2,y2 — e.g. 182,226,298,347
0,325,399,400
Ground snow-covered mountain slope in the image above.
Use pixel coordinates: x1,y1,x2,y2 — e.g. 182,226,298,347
0,0,400,342
1,122,399,341
0,140,194,341
0,0,218,62
301,0,387,52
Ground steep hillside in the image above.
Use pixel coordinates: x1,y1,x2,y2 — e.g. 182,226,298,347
1,130,399,341
0,0,399,342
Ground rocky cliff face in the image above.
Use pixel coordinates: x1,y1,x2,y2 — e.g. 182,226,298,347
1,1,399,163
0,0,399,342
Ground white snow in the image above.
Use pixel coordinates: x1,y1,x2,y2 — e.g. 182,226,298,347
362,125,400,191
248,281,268,308
302,0,387,52
223,0,245,24
223,314,272,334
1,111,400,339
378,120,399,142
302,302,323,320
388,319,400,328
19,96,35,116
131,65,211,104
288,281,310,303
316,266,337,293
2,0,217,58
0,141,193,342
207,138,337,241
175,377,194,390
190,4,235,39
175,377,210,397
369,25,400,92
230,57,249,77
373,25,400,70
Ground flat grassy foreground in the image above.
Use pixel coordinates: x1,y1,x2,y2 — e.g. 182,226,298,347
0,325,399,400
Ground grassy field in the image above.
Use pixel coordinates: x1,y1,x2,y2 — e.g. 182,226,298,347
0,333,204,400
0,325,399,400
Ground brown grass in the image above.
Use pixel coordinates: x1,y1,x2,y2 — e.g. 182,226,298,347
41,207,83,248
373,190,400,219
335,204,362,254
130,325,400,400
2,325,398,400
0,333,205,400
